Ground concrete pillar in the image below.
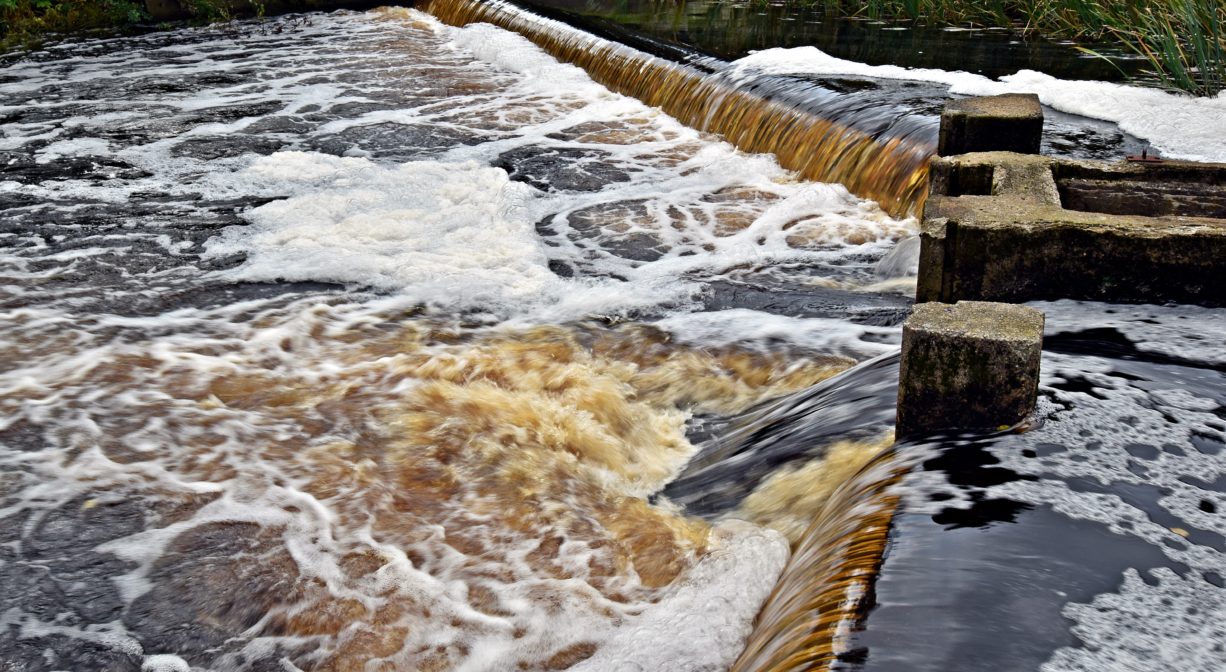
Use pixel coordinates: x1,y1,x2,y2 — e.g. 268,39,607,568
897,301,1043,438
938,94,1043,157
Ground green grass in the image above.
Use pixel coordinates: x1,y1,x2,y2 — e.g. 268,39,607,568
1,0,145,50
751,0,1226,96
0,0,256,51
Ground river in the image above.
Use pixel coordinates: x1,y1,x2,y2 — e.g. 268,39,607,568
0,5,1223,672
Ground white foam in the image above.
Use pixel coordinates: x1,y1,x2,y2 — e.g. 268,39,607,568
1036,300,1226,365
203,153,563,307
656,309,901,359
449,22,605,97
731,47,1226,162
142,655,191,672
984,345,1226,670
1042,568,1226,672
573,520,790,672
34,137,113,164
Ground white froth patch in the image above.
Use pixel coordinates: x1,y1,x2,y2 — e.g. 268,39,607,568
449,22,603,95
204,152,562,306
983,343,1226,671
575,520,791,671
656,309,900,359
1037,300,1226,365
142,655,191,672
731,47,1226,162
1042,568,1226,672
35,137,112,164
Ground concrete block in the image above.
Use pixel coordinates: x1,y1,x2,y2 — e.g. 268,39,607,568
919,152,1226,306
938,94,1043,157
897,301,1044,438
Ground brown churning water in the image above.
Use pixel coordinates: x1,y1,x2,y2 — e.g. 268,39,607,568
416,0,918,668
731,449,905,672
419,0,934,218
0,6,916,670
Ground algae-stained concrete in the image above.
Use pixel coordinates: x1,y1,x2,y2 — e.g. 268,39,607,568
938,94,1043,157
919,152,1226,306
897,301,1044,438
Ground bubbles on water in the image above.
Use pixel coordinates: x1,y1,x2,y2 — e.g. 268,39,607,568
974,302,1226,670
0,6,924,669
1042,568,1226,672
143,654,192,672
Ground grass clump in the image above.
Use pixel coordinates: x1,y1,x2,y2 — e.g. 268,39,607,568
0,0,255,51
1,0,146,49
780,0,1226,96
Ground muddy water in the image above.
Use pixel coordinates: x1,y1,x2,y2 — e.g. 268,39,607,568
3,5,1224,672
0,9,908,670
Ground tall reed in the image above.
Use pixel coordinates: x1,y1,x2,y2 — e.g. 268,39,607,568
750,0,1226,96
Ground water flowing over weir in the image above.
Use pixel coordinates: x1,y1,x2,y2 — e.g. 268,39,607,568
731,454,901,672
5,5,1222,672
0,8,920,670
419,0,934,218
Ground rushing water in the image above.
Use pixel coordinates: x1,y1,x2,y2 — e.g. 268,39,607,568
0,9,909,670
1,4,1224,672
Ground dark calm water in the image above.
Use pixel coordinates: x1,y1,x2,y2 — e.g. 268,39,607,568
516,0,1150,81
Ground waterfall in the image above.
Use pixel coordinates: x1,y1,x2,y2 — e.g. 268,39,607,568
420,0,934,218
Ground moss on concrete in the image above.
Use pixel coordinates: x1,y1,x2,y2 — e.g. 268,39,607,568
920,152,1226,306
898,301,1044,438
938,94,1043,157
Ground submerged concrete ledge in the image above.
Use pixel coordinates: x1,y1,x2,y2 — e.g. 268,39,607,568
918,151,1226,306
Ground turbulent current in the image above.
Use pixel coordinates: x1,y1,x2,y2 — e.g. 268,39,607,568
0,9,906,670
1,5,1224,672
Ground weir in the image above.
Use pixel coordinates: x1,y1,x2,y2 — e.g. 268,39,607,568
412,0,931,665
731,449,907,672
419,0,934,218
5,5,1220,672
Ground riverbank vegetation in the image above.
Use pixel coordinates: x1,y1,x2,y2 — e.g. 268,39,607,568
777,0,1225,95
1,0,144,49
0,0,249,50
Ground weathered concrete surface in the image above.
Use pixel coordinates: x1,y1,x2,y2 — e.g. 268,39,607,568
1055,158,1226,219
919,152,1226,306
897,301,1043,438
938,94,1043,157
